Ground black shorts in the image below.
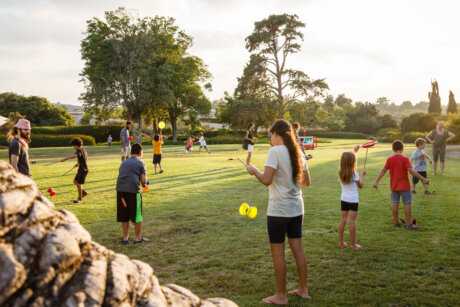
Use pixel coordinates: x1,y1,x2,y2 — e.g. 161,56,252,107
153,154,162,164
267,215,303,243
117,191,143,223
412,171,427,184
74,170,88,184
341,200,358,211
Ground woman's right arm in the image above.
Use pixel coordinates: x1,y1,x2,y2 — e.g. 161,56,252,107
245,130,251,141
426,130,434,144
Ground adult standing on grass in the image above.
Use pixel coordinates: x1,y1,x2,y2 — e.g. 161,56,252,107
121,121,132,162
426,121,456,175
244,123,256,165
8,119,32,178
247,119,311,305
116,143,149,244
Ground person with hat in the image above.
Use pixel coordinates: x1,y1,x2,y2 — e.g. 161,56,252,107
8,119,32,177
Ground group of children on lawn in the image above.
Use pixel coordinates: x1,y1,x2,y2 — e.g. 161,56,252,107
58,120,437,248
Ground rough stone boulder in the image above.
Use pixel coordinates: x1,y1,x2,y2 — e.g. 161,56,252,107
0,161,237,307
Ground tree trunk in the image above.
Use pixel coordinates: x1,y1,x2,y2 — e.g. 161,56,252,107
131,119,138,144
153,118,158,135
137,113,143,143
171,119,178,142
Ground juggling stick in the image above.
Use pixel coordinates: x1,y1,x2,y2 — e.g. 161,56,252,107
237,157,248,168
63,165,77,176
359,141,378,169
45,161,61,166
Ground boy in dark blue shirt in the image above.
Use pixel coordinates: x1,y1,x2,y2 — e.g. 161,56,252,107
60,138,89,203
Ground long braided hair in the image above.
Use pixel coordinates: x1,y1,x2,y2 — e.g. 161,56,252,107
269,119,304,184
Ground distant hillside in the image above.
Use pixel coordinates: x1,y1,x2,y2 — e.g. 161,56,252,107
53,103,83,112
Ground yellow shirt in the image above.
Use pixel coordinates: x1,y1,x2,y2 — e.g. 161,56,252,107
153,140,163,155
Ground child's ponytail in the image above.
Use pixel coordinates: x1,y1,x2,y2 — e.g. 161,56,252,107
270,120,303,184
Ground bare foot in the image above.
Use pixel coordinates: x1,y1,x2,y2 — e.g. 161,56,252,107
351,244,362,250
262,295,288,305
339,242,348,248
289,289,312,299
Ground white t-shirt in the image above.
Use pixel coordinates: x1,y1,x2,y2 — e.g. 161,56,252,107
340,172,359,203
264,145,308,217
199,136,206,146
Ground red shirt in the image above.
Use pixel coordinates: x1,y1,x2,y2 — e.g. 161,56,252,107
384,154,412,191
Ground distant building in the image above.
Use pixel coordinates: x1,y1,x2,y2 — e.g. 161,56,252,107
69,111,96,125
199,109,227,129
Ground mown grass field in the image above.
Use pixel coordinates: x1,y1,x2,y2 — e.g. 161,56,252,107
1,140,459,306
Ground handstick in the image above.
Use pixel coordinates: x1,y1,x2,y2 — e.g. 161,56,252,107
237,157,248,168
63,165,77,176
363,147,369,169
45,161,61,166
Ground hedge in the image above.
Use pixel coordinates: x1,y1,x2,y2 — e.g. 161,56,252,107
0,134,96,147
32,125,123,143
302,131,368,139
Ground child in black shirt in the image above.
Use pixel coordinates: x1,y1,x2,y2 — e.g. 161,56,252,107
60,138,89,203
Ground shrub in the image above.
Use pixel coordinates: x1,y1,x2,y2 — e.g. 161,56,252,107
446,113,460,143
375,130,403,143
304,131,368,139
401,113,437,133
402,132,427,144
0,134,96,147
32,125,124,143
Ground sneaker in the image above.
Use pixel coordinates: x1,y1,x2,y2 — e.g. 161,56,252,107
159,170,164,174
82,190,88,198
393,223,401,227
73,199,82,203
133,237,149,244
425,190,435,195
412,190,416,194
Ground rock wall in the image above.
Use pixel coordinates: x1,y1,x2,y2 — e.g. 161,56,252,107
0,161,237,307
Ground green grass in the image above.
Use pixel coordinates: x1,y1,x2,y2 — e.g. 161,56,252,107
1,140,459,306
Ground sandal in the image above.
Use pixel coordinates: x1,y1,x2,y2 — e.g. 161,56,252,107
133,237,150,244
338,242,348,248
262,297,288,305
121,238,130,245
351,244,362,250
393,223,401,227
289,289,311,299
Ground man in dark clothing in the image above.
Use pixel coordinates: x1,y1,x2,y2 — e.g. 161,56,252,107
60,138,89,203
8,119,32,177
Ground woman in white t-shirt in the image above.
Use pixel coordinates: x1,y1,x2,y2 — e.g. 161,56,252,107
338,152,366,250
247,119,311,305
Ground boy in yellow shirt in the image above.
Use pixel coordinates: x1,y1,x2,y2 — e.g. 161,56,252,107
152,133,164,174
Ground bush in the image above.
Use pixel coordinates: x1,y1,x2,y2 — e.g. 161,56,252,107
32,125,124,143
402,132,427,144
0,134,96,147
446,113,460,143
375,130,403,143
401,113,437,133
304,131,368,139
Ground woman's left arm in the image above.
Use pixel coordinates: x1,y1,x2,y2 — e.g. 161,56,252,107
247,166,276,186
447,131,456,142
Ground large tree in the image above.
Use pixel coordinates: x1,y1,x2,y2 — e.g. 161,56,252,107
0,92,75,126
447,90,457,114
244,14,328,118
428,80,442,114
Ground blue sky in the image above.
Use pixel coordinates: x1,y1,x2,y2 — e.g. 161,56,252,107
1,0,459,106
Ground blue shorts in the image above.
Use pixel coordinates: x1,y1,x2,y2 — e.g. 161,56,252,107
391,191,412,204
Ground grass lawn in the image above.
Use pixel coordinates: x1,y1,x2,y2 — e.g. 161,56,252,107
1,140,459,306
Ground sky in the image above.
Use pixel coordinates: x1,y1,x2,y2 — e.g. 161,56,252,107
1,0,459,106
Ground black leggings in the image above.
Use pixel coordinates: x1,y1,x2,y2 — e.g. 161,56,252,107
267,215,303,243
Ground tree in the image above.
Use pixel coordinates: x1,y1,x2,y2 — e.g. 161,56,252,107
0,92,75,126
345,102,381,134
287,100,328,129
428,80,442,114
401,112,437,133
244,14,328,118
447,90,457,114
323,105,347,131
80,8,184,142
322,95,334,111
400,100,413,110
334,94,352,107
378,114,399,129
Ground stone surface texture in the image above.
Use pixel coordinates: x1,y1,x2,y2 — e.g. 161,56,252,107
0,161,237,307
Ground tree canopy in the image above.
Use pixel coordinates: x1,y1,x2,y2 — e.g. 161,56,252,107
428,80,442,114
244,14,328,118
0,92,75,126
447,90,457,114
